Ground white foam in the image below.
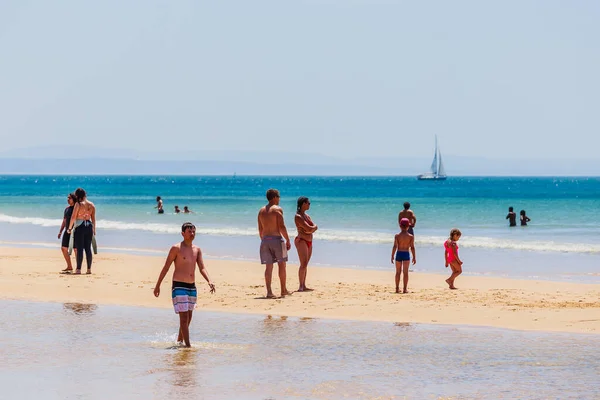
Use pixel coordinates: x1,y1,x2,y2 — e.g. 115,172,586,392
1,213,598,254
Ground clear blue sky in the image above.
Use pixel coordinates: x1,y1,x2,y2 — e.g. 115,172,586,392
1,0,598,161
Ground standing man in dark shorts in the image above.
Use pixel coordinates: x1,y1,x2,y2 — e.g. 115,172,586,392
398,202,417,235
58,193,77,272
258,189,292,298
155,196,164,214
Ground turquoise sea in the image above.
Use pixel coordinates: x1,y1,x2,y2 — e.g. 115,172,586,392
0,175,599,282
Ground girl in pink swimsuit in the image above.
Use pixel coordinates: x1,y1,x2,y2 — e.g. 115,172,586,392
444,228,463,289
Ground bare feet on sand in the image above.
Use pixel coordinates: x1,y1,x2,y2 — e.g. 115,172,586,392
297,287,314,292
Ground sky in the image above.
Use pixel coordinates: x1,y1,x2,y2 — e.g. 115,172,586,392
0,0,599,163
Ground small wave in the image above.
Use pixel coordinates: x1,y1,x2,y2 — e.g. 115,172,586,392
1,213,599,254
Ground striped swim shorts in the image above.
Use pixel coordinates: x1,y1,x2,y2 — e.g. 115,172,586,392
172,281,197,313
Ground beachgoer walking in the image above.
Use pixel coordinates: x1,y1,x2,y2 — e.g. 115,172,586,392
156,196,164,214
153,222,215,348
520,210,531,226
294,196,318,292
258,189,292,298
58,193,77,273
67,188,96,275
444,228,463,289
391,218,416,293
398,202,417,235
506,207,517,227
174,205,181,214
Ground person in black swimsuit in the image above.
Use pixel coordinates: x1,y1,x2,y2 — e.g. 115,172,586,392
520,210,531,226
58,193,77,272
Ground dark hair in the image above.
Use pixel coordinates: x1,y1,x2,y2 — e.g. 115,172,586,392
297,196,309,213
68,193,77,203
181,222,195,232
156,196,161,201
508,206,514,212
520,210,526,216
266,189,280,201
74,188,86,202
403,202,410,210
449,228,462,239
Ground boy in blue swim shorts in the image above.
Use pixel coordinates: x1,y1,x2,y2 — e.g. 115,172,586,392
391,218,416,293
154,222,216,347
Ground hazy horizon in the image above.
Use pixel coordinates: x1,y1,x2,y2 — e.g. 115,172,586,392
1,1,598,169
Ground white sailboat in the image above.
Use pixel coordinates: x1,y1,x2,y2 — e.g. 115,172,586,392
417,136,447,180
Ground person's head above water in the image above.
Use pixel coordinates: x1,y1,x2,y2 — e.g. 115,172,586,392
403,202,410,210
156,196,161,202
508,206,514,212
520,210,526,216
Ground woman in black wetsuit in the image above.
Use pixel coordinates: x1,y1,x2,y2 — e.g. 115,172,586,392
67,188,96,274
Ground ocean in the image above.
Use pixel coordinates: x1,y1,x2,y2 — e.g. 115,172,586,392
0,175,599,282
1,300,599,399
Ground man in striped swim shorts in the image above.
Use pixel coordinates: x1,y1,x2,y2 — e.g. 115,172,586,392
153,222,216,347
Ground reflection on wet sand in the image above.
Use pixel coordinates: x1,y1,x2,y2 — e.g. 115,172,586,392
262,315,289,333
63,302,98,315
168,348,197,388
394,322,414,331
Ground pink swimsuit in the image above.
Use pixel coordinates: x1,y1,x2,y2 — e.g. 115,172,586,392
444,240,458,263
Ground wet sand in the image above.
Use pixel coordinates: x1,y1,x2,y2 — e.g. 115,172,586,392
1,247,599,333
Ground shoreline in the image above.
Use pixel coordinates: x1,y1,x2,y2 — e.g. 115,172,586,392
1,247,599,334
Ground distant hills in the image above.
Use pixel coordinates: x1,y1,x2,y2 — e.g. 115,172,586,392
0,146,598,176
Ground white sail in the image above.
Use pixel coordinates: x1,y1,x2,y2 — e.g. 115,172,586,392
417,135,447,180
437,150,446,177
429,136,438,174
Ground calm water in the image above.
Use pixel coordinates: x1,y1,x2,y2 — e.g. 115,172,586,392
0,300,598,399
0,175,599,281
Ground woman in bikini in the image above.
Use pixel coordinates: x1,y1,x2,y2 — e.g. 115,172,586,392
294,196,318,292
444,228,463,289
67,188,96,275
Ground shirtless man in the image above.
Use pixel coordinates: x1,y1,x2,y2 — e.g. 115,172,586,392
391,218,416,293
258,189,292,298
398,202,417,235
155,196,164,214
153,222,215,347
506,206,517,227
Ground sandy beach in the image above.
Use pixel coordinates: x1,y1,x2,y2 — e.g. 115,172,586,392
1,247,598,334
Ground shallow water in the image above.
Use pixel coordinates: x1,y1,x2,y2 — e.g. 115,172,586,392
0,300,598,399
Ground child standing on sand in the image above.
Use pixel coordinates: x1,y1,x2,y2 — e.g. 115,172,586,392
154,222,215,347
391,218,416,293
444,228,462,290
